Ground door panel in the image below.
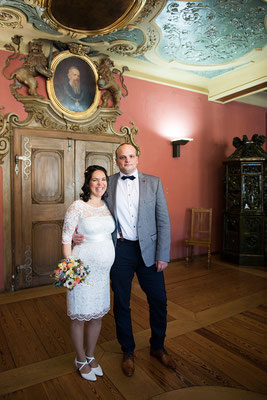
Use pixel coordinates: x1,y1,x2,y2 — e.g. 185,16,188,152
32,149,64,204
32,221,62,275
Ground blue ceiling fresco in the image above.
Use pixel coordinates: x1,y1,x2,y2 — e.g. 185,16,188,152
81,28,144,46
0,0,266,79
155,0,267,65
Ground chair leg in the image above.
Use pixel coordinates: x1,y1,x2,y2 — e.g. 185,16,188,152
186,245,189,267
207,246,211,269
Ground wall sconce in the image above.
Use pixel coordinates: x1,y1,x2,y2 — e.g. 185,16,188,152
171,138,194,157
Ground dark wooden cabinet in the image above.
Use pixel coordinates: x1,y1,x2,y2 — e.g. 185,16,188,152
222,135,267,266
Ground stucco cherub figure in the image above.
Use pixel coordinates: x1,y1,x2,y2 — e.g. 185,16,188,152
2,37,52,99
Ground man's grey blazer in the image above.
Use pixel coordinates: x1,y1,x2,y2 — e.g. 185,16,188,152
105,172,171,267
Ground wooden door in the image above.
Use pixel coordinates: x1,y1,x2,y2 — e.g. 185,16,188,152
13,132,119,289
14,134,75,289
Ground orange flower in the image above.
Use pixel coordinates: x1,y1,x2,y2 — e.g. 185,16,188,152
55,268,61,278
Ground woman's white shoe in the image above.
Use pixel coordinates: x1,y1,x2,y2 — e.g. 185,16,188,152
74,358,97,381
86,356,103,376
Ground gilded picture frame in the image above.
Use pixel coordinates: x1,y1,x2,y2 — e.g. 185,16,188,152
47,51,100,120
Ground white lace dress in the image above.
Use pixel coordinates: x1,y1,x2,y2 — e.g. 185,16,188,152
62,200,115,321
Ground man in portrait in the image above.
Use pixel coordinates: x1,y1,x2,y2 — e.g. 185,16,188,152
55,66,95,112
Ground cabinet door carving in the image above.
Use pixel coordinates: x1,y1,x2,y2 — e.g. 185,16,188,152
222,135,267,266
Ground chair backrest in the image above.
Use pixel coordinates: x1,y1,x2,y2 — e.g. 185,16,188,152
189,208,212,243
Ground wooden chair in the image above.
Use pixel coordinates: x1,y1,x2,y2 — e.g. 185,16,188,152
185,208,212,268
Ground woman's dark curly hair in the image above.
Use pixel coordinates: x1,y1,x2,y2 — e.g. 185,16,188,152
80,165,109,202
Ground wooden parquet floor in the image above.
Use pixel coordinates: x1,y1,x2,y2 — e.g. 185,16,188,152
0,256,266,400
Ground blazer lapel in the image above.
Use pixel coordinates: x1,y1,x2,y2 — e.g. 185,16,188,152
109,173,119,220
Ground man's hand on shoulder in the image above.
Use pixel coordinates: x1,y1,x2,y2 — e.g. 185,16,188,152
156,260,168,272
72,226,84,245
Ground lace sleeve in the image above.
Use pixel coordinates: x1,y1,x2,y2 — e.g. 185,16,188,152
62,201,82,244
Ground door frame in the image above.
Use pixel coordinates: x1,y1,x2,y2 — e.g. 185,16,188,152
3,127,132,291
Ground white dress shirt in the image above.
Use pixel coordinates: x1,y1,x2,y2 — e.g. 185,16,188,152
116,169,139,240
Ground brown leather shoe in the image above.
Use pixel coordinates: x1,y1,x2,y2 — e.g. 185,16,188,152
121,353,135,377
150,348,176,370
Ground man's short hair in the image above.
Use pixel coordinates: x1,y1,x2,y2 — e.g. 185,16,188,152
115,143,138,158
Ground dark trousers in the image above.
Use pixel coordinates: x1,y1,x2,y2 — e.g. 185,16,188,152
110,239,167,353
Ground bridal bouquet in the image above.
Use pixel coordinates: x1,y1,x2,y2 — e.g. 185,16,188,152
54,258,90,290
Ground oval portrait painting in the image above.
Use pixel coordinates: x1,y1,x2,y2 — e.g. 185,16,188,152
47,51,100,120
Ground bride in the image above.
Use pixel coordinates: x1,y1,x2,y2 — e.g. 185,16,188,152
62,165,115,381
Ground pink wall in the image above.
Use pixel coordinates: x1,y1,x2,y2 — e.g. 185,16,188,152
117,78,267,260
0,167,3,290
0,47,266,289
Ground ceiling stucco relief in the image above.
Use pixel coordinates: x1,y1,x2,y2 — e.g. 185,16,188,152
0,0,266,105
82,27,159,58
0,8,23,29
0,0,59,34
79,0,164,57
155,0,266,64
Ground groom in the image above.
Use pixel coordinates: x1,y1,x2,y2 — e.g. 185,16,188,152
105,143,175,376
74,143,176,376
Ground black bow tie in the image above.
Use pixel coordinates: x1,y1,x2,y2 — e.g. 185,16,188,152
121,175,136,180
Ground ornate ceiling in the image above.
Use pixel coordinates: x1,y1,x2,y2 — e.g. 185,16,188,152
0,0,266,106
